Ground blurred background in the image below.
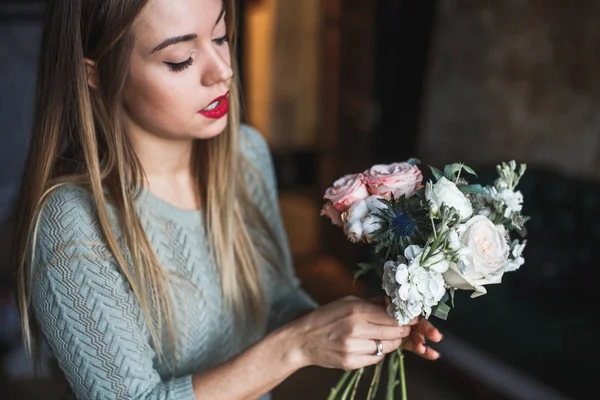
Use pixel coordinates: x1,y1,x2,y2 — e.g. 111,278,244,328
1,0,598,399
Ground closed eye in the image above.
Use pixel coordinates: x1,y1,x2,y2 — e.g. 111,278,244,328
165,57,194,72
213,35,229,46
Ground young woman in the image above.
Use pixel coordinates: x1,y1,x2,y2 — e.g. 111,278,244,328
14,0,442,399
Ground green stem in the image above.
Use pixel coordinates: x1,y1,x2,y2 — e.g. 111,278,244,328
397,348,408,400
386,352,399,400
367,360,384,400
341,371,360,400
349,368,365,400
327,370,353,400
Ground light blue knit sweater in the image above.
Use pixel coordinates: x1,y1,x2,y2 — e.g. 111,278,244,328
30,125,317,399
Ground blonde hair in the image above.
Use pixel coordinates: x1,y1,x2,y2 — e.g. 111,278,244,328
14,0,282,361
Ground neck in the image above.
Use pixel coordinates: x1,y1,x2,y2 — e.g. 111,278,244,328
125,124,200,210
134,135,194,180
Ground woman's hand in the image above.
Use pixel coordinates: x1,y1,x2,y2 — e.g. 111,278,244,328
286,296,417,371
369,295,443,360
401,318,443,360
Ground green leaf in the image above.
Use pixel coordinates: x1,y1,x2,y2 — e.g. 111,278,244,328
444,163,463,179
458,184,486,195
430,167,444,181
439,292,449,304
462,164,478,177
431,302,451,320
449,288,456,308
353,262,376,283
407,158,421,166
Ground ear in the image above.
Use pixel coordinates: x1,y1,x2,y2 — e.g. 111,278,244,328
84,58,100,91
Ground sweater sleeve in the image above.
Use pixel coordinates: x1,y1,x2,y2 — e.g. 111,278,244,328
30,186,196,400
240,125,318,332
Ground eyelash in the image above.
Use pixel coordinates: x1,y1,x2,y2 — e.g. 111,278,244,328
165,35,229,73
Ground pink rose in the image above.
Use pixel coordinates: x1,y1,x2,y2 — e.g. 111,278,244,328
364,162,423,199
323,173,369,212
320,201,343,227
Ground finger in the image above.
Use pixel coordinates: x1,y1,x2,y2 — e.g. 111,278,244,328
357,324,411,340
368,296,386,306
342,338,403,355
406,316,420,326
340,355,385,371
414,319,443,343
402,331,425,353
339,295,362,303
347,301,399,326
403,332,440,360
405,343,440,360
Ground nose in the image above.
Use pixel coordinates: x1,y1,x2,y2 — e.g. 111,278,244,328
201,46,233,87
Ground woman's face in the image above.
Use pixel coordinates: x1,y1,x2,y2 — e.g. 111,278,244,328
123,0,232,142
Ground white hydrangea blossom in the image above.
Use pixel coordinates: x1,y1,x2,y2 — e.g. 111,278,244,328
382,245,447,325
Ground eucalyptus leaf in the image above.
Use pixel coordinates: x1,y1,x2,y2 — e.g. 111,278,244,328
462,164,478,177
407,158,421,166
444,163,463,179
458,184,486,195
430,167,444,181
431,302,451,320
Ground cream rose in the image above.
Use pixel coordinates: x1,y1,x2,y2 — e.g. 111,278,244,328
425,177,473,220
324,173,369,212
443,216,510,297
363,163,423,199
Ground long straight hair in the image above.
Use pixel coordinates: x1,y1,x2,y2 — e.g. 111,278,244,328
14,0,283,361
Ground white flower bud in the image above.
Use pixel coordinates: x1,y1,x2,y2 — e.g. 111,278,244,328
362,214,382,242
346,199,369,224
365,195,388,214
346,220,364,243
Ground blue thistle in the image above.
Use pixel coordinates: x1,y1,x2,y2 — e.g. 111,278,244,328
370,194,431,260
391,211,416,238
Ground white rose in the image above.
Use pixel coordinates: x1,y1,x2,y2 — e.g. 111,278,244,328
426,177,473,220
442,216,509,297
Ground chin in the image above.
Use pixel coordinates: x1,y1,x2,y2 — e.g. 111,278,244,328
194,117,229,140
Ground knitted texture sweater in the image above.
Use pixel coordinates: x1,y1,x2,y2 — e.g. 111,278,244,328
30,125,317,399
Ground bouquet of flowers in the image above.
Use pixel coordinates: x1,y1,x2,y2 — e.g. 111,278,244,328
320,159,528,400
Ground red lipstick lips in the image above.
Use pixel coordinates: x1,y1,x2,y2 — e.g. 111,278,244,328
199,92,229,119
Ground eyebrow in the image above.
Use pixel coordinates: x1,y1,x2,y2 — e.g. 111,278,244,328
150,4,226,54
151,34,197,54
